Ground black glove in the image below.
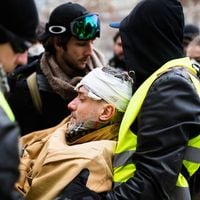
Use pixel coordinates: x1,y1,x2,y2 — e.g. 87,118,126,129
54,168,103,200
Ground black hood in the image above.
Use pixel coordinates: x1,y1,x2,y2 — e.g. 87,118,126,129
119,0,184,87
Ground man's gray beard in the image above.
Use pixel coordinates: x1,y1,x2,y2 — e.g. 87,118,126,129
66,121,85,134
65,119,110,143
66,120,101,134
65,120,94,143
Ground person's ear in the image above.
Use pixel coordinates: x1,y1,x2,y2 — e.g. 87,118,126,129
99,104,116,121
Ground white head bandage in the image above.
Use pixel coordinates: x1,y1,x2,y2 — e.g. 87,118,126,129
75,67,133,112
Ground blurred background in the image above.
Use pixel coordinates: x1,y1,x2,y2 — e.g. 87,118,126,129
35,0,200,62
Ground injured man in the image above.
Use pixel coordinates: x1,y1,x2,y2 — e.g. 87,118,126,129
15,66,133,200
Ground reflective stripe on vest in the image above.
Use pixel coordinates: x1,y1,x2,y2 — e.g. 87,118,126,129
171,174,191,200
0,91,15,121
113,57,200,199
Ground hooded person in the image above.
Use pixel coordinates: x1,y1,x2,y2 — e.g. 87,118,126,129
56,0,200,200
15,66,133,200
0,0,38,199
114,0,184,88
6,2,106,136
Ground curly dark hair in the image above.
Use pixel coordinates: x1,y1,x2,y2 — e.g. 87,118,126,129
41,34,71,55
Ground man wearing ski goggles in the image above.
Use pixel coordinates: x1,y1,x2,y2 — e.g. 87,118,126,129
48,13,100,40
7,2,106,136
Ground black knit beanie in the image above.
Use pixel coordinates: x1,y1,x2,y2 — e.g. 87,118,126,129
40,2,88,41
0,0,39,42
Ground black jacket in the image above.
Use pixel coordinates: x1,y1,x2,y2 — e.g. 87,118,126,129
0,103,21,199
106,66,200,199
6,59,71,136
106,0,200,199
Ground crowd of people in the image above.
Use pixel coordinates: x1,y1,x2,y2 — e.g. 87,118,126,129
1,0,200,200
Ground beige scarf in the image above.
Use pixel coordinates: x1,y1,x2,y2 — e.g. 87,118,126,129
16,116,119,199
40,48,105,99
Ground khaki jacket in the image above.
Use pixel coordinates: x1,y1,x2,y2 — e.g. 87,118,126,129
16,117,118,200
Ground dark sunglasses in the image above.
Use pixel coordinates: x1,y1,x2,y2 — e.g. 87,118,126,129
48,13,100,40
10,39,32,53
0,25,31,53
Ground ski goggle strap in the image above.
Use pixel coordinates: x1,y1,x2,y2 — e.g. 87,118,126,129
48,13,100,40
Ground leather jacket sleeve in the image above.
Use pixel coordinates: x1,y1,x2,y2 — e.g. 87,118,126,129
0,106,21,199
106,68,200,199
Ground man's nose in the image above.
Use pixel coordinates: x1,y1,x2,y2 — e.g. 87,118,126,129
67,97,78,111
85,42,93,56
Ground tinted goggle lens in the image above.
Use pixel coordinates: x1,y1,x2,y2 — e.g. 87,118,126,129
71,14,100,40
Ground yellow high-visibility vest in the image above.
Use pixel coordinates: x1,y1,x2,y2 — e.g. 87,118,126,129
0,90,15,121
113,57,200,200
